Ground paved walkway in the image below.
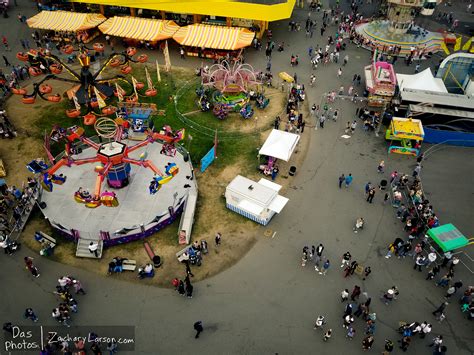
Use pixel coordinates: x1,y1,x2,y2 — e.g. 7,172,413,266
1,1,473,354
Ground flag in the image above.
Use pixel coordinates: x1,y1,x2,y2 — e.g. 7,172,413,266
93,86,106,109
156,59,161,82
145,66,153,90
462,37,473,51
454,36,462,52
131,76,138,99
213,129,218,158
163,40,171,72
73,94,81,111
115,82,123,102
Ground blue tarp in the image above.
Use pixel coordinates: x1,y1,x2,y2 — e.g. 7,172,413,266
424,128,474,147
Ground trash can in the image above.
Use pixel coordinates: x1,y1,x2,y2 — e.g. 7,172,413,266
153,255,162,268
289,166,297,176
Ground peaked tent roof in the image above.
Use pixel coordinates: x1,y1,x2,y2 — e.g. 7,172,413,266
258,129,300,161
27,11,106,32
396,68,448,93
99,17,179,42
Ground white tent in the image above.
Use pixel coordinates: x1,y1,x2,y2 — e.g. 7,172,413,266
396,68,448,93
258,129,300,162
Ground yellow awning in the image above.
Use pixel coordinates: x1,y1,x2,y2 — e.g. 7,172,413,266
173,24,254,50
99,17,180,42
27,11,106,32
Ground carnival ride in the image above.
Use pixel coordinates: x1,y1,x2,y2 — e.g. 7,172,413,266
12,43,157,124
197,60,268,119
385,117,424,156
40,117,185,208
364,61,397,107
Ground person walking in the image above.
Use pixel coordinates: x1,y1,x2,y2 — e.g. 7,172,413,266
24,308,38,322
24,257,40,278
88,242,99,257
338,174,345,188
366,188,375,203
215,232,222,246
341,251,351,268
314,243,324,271
319,114,326,128
2,55,10,67
350,120,357,134
193,321,204,339
341,289,349,302
414,255,426,271
383,339,394,354
432,301,448,317
399,335,411,351
346,326,356,340
107,340,118,354
350,285,361,301
345,174,353,188
319,259,330,275
323,329,332,341
337,67,343,77
377,160,385,173
362,335,374,350
72,279,86,295
421,323,432,338
186,283,194,299
314,315,326,330
363,266,371,280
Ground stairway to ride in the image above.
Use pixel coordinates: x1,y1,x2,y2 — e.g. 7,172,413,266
75,237,103,258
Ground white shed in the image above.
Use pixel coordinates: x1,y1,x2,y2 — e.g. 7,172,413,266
225,175,289,225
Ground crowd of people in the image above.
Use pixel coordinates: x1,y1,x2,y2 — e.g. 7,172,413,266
0,177,38,254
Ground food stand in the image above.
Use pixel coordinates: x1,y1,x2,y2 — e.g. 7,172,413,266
364,61,396,107
427,224,470,252
385,117,424,156
98,16,179,48
173,24,254,60
225,175,289,225
258,129,300,175
27,11,106,43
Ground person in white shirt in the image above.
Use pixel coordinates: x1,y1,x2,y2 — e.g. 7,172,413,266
88,242,99,257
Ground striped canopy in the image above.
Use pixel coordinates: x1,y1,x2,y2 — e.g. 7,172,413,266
27,11,106,32
99,17,180,42
173,24,255,50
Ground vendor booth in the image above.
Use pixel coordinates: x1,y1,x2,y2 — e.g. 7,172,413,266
364,61,396,107
27,11,106,43
173,24,255,59
258,129,300,175
99,16,179,47
427,223,470,252
385,117,424,156
225,175,289,225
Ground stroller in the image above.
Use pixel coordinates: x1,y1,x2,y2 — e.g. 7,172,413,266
188,248,202,266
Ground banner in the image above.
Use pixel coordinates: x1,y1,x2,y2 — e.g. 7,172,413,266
200,146,216,173
131,76,138,99
454,36,462,52
72,94,81,111
163,40,171,72
115,82,124,102
145,66,153,89
155,59,161,82
93,86,106,108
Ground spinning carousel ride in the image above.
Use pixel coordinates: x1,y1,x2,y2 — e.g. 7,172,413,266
198,61,266,120
42,117,185,208
12,43,157,124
